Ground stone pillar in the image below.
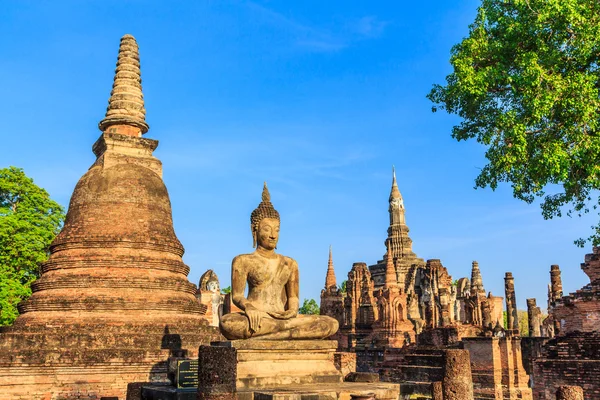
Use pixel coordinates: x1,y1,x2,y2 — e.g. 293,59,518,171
526,298,541,337
504,272,519,333
550,265,563,335
431,381,443,400
442,349,474,400
197,345,237,400
550,265,563,303
556,386,584,400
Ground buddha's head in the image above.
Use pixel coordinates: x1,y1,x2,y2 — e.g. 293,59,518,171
250,182,280,248
256,217,280,250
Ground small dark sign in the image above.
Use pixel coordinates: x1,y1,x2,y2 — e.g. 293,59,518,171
176,359,199,389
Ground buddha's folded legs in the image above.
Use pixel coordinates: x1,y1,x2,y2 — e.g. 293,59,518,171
220,312,338,340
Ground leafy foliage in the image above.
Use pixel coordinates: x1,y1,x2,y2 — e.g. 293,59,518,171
339,280,347,294
298,298,320,315
0,167,64,325
502,310,530,336
221,286,232,294
428,0,600,246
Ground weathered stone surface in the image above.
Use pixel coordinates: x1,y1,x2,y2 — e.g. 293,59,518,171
533,248,600,400
320,248,345,344
220,184,338,341
242,382,399,400
505,272,520,334
442,349,473,400
527,298,542,337
197,345,237,400
197,270,223,328
556,386,584,400
344,372,379,383
334,352,357,378
463,337,532,399
0,34,220,400
431,381,443,400
550,265,564,303
99,34,149,135
211,340,342,390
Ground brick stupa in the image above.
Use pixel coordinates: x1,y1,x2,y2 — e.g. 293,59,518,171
0,34,220,400
369,167,425,290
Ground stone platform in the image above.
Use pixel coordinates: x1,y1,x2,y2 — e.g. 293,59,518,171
245,382,400,400
198,341,400,400
212,340,343,389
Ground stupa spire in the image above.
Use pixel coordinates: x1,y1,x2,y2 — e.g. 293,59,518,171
389,166,402,201
98,34,149,136
470,261,485,294
384,240,398,289
325,245,337,290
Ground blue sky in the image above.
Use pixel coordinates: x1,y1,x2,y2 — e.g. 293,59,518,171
0,1,595,311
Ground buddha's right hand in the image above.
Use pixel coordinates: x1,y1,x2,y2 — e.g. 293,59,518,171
244,304,262,334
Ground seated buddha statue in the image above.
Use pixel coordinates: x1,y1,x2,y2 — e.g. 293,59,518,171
219,183,339,340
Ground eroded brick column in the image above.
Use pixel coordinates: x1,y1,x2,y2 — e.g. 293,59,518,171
504,272,519,333
527,298,541,337
442,349,474,400
556,385,584,400
197,345,237,400
431,381,443,400
550,265,563,303
550,265,563,335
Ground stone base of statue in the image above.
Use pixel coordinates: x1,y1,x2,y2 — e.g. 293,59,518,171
197,341,401,400
213,340,342,388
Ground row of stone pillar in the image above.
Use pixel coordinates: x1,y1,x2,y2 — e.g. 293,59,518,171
506,263,564,337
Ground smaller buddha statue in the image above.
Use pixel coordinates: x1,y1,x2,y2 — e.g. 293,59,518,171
219,183,339,340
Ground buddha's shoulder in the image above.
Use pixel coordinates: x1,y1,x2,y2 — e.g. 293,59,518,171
281,254,298,267
231,253,255,264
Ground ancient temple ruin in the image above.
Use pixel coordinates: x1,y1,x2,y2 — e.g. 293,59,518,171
533,248,600,399
0,32,597,400
320,169,532,399
0,34,219,400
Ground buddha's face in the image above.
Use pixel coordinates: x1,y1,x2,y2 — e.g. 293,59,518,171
256,218,280,250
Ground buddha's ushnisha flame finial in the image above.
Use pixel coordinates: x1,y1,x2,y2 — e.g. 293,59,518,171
250,182,280,248
98,34,149,135
262,182,271,202
390,165,402,201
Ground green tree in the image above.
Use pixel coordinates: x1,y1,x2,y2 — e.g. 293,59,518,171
502,310,530,336
428,0,600,246
339,280,347,294
221,286,231,294
0,167,64,325
298,298,320,315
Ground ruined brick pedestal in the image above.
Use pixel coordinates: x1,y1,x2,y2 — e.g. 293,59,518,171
197,346,237,400
533,248,600,400
462,337,532,400
203,341,400,400
211,340,343,389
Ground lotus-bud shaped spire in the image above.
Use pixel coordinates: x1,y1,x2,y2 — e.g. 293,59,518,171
98,34,149,136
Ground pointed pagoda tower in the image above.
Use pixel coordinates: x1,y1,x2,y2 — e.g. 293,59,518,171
320,246,345,344
470,261,486,295
0,35,220,400
369,167,424,291
372,240,415,347
325,245,337,291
